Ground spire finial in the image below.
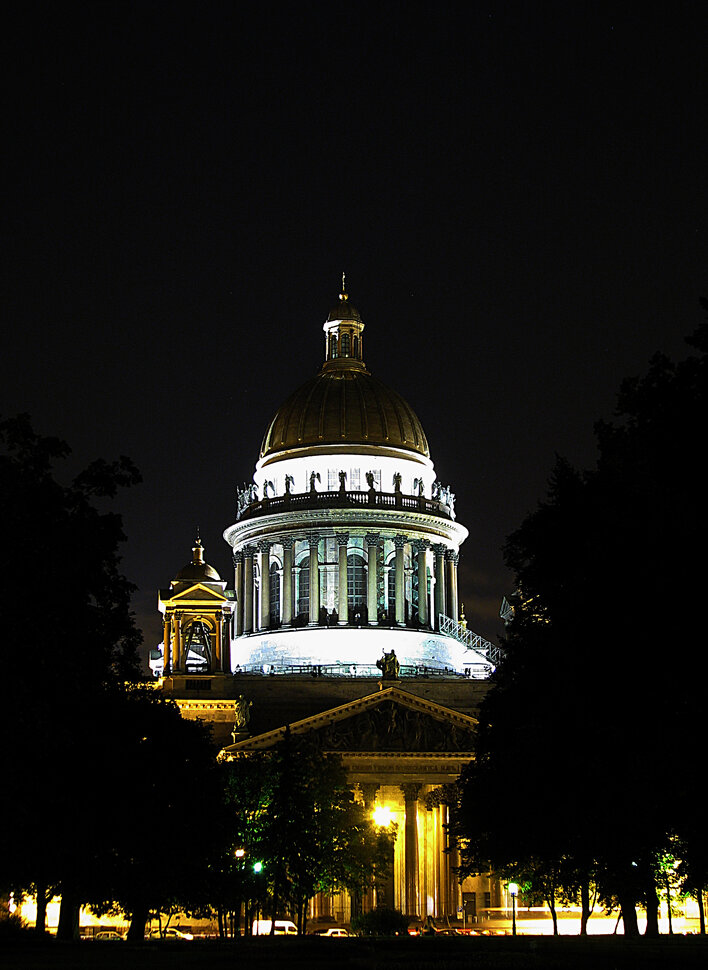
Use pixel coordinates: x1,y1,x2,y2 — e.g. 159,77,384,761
340,272,348,301
193,530,204,563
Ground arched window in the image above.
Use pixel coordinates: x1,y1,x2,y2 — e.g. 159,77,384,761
330,334,338,359
270,562,281,626
353,335,359,358
341,332,351,357
184,619,212,671
297,559,310,621
347,552,366,621
387,561,396,624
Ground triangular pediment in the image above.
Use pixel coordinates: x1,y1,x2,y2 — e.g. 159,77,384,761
166,583,228,605
220,687,477,757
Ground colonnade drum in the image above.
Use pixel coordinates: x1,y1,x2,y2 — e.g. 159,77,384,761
232,531,460,634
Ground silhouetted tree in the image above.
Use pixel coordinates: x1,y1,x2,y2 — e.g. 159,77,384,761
0,415,142,937
455,304,708,936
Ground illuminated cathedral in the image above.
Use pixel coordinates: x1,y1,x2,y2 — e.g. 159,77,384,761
154,282,502,924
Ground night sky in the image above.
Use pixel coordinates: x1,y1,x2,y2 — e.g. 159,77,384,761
4,4,707,665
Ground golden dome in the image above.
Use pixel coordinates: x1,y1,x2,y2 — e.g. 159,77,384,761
260,284,430,461
260,363,430,460
175,537,221,583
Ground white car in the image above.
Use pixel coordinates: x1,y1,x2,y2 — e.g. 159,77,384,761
313,927,349,937
252,919,298,935
149,927,194,940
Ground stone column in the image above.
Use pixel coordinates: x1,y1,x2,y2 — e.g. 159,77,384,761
361,784,380,911
440,803,452,915
308,533,320,626
401,783,421,917
281,536,294,627
222,611,232,673
214,613,222,671
257,540,271,630
336,532,349,625
243,548,254,635
413,539,429,627
436,803,446,915
432,544,447,628
162,616,171,674
365,533,380,625
232,551,244,637
174,613,183,671
394,534,407,626
446,550,459,624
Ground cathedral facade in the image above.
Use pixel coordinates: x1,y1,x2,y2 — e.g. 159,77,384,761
155,284,501,925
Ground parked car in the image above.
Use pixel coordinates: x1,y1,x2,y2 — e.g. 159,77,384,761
252,919,298,935
312,927,349,937
94,931,124,941
148,927,194,940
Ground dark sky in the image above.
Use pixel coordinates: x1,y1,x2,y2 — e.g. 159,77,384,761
4,3,707,664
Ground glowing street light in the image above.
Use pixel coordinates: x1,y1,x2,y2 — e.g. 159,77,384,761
373,805,393,827
508,883,518,936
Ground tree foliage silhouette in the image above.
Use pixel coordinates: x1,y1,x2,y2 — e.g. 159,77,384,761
455,305,708,935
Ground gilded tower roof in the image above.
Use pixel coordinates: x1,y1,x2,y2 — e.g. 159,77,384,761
259,284,430,460
174,536,222,583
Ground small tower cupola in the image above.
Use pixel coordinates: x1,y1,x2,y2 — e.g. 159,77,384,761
322,274,366,369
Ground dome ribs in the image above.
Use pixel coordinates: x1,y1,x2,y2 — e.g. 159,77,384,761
339,374,347,438
352,371,369,441
318,377,331,440
369,378,390,444
298,379,321,443
259,370,429,458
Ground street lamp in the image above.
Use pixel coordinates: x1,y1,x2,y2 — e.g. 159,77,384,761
508,883,518,936
373,804,393,827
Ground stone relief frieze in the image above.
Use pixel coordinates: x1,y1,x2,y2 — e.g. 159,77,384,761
298,700,473,753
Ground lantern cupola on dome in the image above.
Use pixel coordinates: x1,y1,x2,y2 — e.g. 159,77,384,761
322,273,366,371
174,535,222,584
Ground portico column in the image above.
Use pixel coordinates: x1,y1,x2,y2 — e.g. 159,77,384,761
281,537,294,627
308,533,320,626
162,616,171,674
365,532,380,625
336,533,349,625
214,612,222,671
446,550,459,623
222,612,232,673
413,540,429,627
401,783,421,917
436,804,446,914
174,613,183,671
440,803,452,915
361,784,380,911
394,534,407,626
232,551,244,637
432,543,447,628
258,540,271,630
243,547,254,635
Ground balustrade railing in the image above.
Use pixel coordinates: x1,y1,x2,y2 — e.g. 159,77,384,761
236,488,454,522
235,661,489,680
438,613,502,667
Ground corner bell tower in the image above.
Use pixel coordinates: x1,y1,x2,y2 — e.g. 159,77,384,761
157,536,235,681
